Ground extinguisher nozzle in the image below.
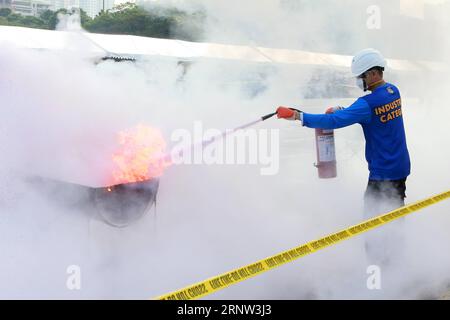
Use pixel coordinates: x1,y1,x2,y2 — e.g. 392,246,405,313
261,112,277,121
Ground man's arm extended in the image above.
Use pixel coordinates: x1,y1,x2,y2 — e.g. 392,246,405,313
301,98,371,129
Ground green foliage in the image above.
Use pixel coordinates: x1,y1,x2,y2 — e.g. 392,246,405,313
78,8,92,27
39,9,60,29
0,8,12,17
0,3,204,41
47,8,67,29
84,4,173,39
0,12,47,29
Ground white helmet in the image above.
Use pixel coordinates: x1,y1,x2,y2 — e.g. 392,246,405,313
351,48,387,77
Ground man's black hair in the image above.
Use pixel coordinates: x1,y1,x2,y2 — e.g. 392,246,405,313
368,66,384,75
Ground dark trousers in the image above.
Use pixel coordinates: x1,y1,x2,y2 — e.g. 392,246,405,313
364,178,407,209
363,178,407,266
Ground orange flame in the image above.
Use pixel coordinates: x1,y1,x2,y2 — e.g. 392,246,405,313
111,124,169,184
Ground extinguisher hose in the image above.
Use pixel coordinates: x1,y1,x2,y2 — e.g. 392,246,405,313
163,109,299,163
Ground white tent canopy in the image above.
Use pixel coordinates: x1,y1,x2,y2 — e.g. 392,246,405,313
0,25,444,72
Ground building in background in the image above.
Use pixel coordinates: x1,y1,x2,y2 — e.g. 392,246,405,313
51,0,79,10
50,0,115,17
0,0,12,9
79,0,114,17
11,0,51,16
6,0,128,18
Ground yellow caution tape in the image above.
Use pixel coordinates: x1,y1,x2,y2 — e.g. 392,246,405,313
156,190,450,300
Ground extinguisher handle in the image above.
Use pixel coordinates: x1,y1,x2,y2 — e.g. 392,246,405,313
289,108,303,113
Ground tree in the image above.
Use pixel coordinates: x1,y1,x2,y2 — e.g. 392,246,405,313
0,8,12,17
78,8,92,27
47,8,67,30
84,4,173,39
0,3,204,41
19,15,47,28
39,9,54,28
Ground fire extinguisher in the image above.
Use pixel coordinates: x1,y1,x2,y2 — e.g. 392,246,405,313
314,108,338,179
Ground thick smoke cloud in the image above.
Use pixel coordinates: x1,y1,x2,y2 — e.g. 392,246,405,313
0,0,449,299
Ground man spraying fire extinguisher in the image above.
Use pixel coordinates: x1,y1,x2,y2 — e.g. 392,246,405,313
277,48,411,265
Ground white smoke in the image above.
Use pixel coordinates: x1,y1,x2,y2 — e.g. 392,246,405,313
0,0,449,299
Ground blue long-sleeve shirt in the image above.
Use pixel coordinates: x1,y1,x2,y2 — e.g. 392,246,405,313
302,83,411,181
